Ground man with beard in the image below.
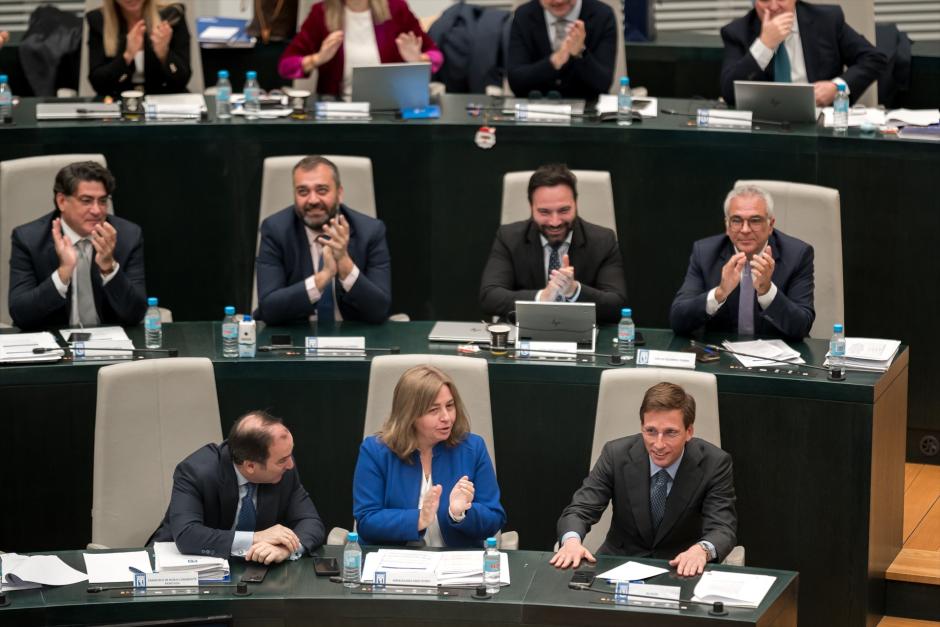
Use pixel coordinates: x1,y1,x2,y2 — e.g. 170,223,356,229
479,164,626,323
254,156,391,325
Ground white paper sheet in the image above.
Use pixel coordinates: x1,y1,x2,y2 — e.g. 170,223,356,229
362,549,510,586
597,560,669,582
83,551,153,583
1,554,41,591
692,570,776,608
3,555,87,586
0,332,63,363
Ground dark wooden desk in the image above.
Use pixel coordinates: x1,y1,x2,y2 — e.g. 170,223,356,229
0,321,905,626
0,547,799,627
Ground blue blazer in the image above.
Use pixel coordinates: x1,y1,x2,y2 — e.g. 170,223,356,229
254,204,392,325
353,434,506,548
669,230,815,340
148,442,326,557
720,1,887,105
9,210,147,331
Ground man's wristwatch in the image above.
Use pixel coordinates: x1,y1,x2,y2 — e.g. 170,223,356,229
697,541,711,560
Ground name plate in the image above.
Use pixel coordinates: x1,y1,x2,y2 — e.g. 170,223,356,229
305,336,366,357
636,349,696,369
514,103,572,123
315,101,370,120
620,583,680,608
381,569,437,587
696,108,752,130
517,340,578,359
134,571,199,588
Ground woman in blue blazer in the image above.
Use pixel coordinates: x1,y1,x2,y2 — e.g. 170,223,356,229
353,365,506,547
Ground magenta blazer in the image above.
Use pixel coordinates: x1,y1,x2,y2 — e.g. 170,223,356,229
279,0,443,97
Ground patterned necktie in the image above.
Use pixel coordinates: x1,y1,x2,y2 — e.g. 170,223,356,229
547,243,564,301
316,246,334,322
236,483,257,532
552,19,568,51
774,43,792,83
650,469,669,530
74,239,99,326
738,261,755,335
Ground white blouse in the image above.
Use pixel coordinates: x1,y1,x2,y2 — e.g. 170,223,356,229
341,7,381,100
419,472,444,548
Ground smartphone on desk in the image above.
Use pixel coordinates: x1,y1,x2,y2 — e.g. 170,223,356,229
683,344,720,363
240,564,268,583
568,567,596,590
314,557,340,576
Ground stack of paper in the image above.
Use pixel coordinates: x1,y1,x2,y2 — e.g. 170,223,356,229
692,570,776,608
0,332,63,363
825,338,900,372
596,95,659,118
1,553,87,590
83,551,153,583
722,339,804,368
153,542,230,582
59,326,134,360
822,107,940,128
197,16,255,48
361,549,510,587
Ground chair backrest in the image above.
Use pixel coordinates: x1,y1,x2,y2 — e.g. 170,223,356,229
581,368,719,553
363,354,496,468
292,0,318,91
0,154,108,327
92,357,222,548
79,0,204,96
500,170,617,236
252,155,377,311
734,179,843,339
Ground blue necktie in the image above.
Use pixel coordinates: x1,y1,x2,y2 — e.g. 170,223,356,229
650,469,669,530
773,43,792,83
316,253,334,322
738,262,756,335
236,483,257,532
547,244,564,302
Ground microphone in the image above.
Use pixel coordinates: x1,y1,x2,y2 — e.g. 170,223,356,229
32,346,179,358
689,340,841,378
576,583,731,614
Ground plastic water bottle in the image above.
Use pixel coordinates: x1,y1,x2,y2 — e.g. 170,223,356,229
215,70,232,119
238,314,257,358
483,537,500,594
617,307,635,360
617,76,632,127
222,306,238,358
833,83,849,133
829,323,846,378
0,74,12,124
343,531,362,588
243,71,260,120
144,297,163,349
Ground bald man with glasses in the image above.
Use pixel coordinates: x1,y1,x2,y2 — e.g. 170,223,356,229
669,185,815,341
8,161,147,331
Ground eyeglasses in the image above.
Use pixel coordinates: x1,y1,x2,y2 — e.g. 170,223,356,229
73,195,110,209
727,216,768,230
641,427,684,440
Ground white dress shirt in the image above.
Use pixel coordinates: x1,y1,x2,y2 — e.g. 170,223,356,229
302,224,360,321
51,219,119,326
340,8,381,100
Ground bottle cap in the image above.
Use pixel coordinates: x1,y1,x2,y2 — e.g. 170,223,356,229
147,297,158,306
242,314,253,322
347,531,359,542
0,74,8,83
224,306,235,315
218,70,229,79
833,323,844,333
620,76,629,86
837,83,846,92
485,537,497,548
246,70,257,80
621,308,632,317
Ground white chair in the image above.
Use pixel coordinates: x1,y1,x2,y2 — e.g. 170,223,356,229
500,170,617,236
90,357,222,549
574,369,743,565
79,0,204,97
734,179,844,340
330,354,519,549
252,155,378,312
0,154,108,327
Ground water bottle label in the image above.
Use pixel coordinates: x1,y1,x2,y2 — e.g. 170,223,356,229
217,86,230,102
222,324,238,339
484,556,500,572
145,316,161,330
344,553,360,569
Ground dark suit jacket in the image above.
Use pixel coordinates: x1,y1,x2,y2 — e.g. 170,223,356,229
557,435,737,561
86,6,192,99
149,442,326,557
507,0,616,99
8,211,147,331
479,217,626,324
254,205,392,325
720,1,887,105
669,230,815,341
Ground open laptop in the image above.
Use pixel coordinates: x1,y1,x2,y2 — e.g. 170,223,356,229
351,62,430,111
428,321,517,344
514,301,597,353
36,103,121,120
733,81,818,123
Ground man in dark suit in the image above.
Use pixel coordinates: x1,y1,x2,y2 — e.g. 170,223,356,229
150,411,325,563
8,161,147,331
670,185,815,340
507,0,616,99
254,156,392,325
479,164,626,324
720,0,887,106
551,383,737,576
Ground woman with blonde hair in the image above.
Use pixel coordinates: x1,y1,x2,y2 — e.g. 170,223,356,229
353,365,505,547
278,0,442,100
87,0,192,98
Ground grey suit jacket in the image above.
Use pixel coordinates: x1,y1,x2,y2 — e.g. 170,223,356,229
557,435,737,561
